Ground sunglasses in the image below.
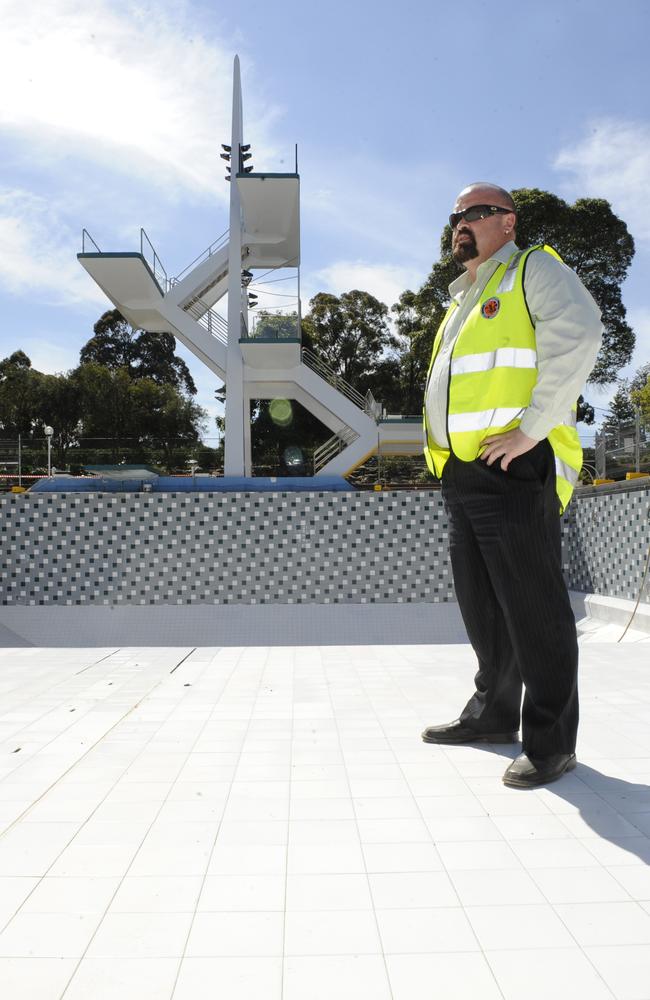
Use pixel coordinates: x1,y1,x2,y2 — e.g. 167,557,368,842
449,204,512,229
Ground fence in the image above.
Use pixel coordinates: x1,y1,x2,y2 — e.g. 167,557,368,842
590,411,650,481
0,437,224,489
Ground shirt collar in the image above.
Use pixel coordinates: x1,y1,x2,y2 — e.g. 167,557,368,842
448,240,519,300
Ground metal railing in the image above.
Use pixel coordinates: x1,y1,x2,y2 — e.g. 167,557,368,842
81,229,101,253
184,302,228,346
140,228,168,290
301,349,382,420
594,413,650,479
313,427,358,473
364,392,383,422
172,229,230,285
243,309,301,341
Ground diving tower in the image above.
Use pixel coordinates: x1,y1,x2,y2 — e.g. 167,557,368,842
78,56,422,477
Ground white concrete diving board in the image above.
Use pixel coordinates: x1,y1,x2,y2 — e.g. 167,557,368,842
77,252,172,332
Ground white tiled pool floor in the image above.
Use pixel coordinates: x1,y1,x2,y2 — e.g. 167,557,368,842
1,638,650,1000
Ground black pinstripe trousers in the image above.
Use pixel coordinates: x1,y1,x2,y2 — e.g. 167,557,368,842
441,439,579,756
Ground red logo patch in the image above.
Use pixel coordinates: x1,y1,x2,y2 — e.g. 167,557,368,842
481,297,500,319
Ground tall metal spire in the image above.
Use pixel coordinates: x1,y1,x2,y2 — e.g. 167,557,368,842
224,55,247,475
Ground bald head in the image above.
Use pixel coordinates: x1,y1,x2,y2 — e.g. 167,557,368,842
456,182,516,214
450,182,518,280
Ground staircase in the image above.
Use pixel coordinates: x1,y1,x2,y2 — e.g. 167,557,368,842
79,228,425,479
301,349,382,421
313,427,359,473
183,302,229,346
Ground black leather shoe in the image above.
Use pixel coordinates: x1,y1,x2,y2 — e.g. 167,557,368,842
502,752,576,788
421,720,519,745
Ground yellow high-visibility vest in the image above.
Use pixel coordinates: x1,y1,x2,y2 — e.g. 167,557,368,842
423,245,582,513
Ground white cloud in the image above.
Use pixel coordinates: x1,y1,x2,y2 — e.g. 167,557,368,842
307,260,423,310
17,337,81,375
0,0,280,199
554,120,650,241
0,188,110,306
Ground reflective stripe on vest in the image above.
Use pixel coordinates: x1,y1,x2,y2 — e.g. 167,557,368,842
450,348,537,377
448,407,526,433
496,249,525,293
555,455,579,486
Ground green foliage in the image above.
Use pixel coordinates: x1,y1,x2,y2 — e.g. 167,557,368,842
0,311,206,473
0,351,42,437
250,310,299,340
38,373,83,463
603,363,650,430
250,398,328,474
302,290,398,389
80,309,197,395
629,363,650,420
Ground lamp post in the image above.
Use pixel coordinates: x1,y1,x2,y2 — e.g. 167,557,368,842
44,426,54,477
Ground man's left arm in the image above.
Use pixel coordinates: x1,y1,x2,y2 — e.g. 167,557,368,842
481,250,603,470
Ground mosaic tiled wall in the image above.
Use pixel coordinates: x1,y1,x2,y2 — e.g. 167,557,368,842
562,486,650,602
0,490,453,606
1,487,647,606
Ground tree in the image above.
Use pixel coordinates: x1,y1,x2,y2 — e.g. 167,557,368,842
632,375,650,422
301,290,398,390
80,311,134,370
132,379,206,466
611,362,650,425
75,363,136,460
38,373,83,464
249,310,300,340
603,384,637,431
80,309,197,396
250,398,329,474
392,189,636,422
0,351,42,437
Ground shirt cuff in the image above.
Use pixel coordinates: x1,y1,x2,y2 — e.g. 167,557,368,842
519,409,555,441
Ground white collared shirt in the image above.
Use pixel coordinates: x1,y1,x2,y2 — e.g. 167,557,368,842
424,241,603,448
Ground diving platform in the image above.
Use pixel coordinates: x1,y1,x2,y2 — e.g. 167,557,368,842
77,56,424,479
237,172,300,268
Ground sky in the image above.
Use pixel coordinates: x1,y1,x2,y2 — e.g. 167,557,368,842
1,0,649,447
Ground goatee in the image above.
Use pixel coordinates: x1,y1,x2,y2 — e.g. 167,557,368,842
452,236,479,264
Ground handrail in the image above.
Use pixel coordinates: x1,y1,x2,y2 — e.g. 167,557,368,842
314,427,358,473
301,349,366,410
81,229,101,253
140,228,168,290
184,302,228,346
301,348,381,420
172,229,230,284
364,390,382,422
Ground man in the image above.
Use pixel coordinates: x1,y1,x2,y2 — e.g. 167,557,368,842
421,182,603,788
